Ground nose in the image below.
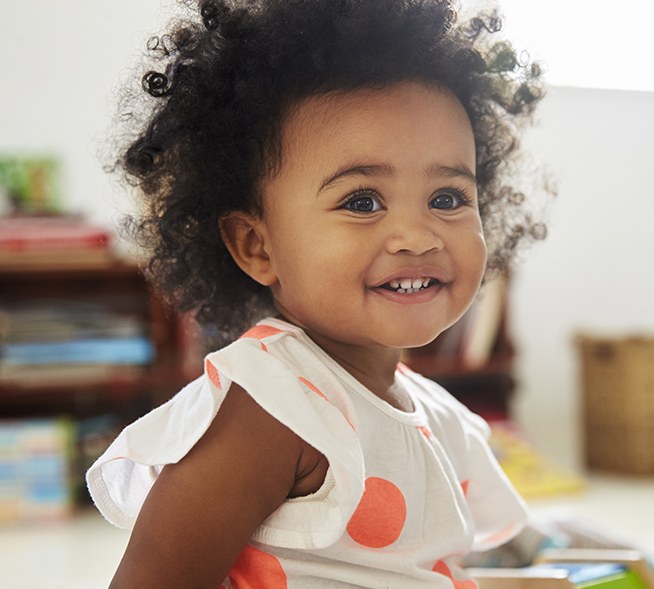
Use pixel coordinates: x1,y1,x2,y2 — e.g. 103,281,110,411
384,209,445,255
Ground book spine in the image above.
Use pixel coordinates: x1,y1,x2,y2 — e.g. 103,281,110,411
2,337,155,365
0,234,110,251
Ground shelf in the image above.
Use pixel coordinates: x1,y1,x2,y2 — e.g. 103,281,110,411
0,261,197,416
402,352,514,379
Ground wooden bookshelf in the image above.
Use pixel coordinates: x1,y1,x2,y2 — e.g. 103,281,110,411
2,264,516,420
0,262,200,418
0,260,204,513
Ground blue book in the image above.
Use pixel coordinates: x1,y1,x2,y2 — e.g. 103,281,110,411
2,337,155,365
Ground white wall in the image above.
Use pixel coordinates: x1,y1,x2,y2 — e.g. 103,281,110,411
1,0,169,235
512,86,654,469
2,2,653,470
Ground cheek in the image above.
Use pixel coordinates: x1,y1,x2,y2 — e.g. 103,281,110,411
476,231,488,271
461,230,488,287
269,224,335,291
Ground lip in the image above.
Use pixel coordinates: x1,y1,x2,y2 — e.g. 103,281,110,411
370,266,452,289
370,281,445,305
368,265,451,305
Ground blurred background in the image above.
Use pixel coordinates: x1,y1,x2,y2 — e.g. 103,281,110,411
1,1,653,587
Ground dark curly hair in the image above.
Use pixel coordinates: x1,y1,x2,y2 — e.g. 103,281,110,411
114,0,549,342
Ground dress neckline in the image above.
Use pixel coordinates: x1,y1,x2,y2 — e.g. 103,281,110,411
258,317,427,425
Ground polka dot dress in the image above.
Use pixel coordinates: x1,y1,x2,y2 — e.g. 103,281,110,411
87,318,527,588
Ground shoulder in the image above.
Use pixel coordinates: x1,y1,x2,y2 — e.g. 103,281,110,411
90,318,365,550
106,380,306,587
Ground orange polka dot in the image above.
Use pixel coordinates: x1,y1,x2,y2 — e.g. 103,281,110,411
460,480,469,498
228,544,287,589
205,358,221,389
433,560,452,577
240,325,285,340
347,477,406,548
432,560,477,589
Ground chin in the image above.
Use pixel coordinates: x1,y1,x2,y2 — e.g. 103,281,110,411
384,329,442,350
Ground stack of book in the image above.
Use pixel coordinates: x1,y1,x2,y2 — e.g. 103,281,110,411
0,418,74,523
0,215,114,269
0,300,155,386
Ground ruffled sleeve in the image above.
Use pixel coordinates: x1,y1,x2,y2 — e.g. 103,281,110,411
86,332,365,550
85,375,220,529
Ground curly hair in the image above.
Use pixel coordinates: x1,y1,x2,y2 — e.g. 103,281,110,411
114,0,549,341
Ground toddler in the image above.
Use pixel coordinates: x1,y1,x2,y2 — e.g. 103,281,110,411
87,0,547,587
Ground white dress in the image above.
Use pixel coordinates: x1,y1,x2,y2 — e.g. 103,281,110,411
87,317,527,588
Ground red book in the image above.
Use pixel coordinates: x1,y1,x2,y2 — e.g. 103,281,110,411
0,216,112,251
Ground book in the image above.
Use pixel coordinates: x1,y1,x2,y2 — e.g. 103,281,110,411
0,301,146,343
0,418,74,523
460,275,507,370
1,337,155,366
0,363,147,388
0,216,111,251
0,247,115,269
0,215,114,269
489,420,586,499
0,300,155,384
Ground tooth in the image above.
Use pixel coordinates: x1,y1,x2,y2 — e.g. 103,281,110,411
390,280,400,289
412,279,423,289
398,288,406,294
400,279,413,290
423,279,431,287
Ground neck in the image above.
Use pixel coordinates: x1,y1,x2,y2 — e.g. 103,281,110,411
302,328,402,403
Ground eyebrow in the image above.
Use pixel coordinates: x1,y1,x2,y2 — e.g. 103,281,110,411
318,161,477,192
319,163,394,192
428,163,478,185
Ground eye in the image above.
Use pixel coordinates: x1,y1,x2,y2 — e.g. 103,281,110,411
342,191,383,213
429,189,470,211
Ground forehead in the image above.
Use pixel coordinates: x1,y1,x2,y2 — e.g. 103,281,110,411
275,81,476,178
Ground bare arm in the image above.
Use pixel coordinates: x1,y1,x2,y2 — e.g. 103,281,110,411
108,383,308,589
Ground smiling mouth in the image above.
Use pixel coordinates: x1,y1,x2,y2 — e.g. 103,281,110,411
379,278,440,294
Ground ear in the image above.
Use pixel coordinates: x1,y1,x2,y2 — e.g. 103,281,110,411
219,212,277,286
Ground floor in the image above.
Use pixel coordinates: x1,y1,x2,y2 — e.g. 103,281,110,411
0,474,652,588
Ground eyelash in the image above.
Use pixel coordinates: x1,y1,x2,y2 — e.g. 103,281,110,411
339,186,474,213
430,187,475,210
340,189,383,213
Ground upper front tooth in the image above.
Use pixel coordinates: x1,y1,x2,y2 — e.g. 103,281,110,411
389,280,400,289
412,279,424,289
400,279,413,290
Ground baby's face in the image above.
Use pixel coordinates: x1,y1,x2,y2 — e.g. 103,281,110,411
259,81,486,350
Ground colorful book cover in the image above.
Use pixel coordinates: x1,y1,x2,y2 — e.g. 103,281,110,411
0,419,74,523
